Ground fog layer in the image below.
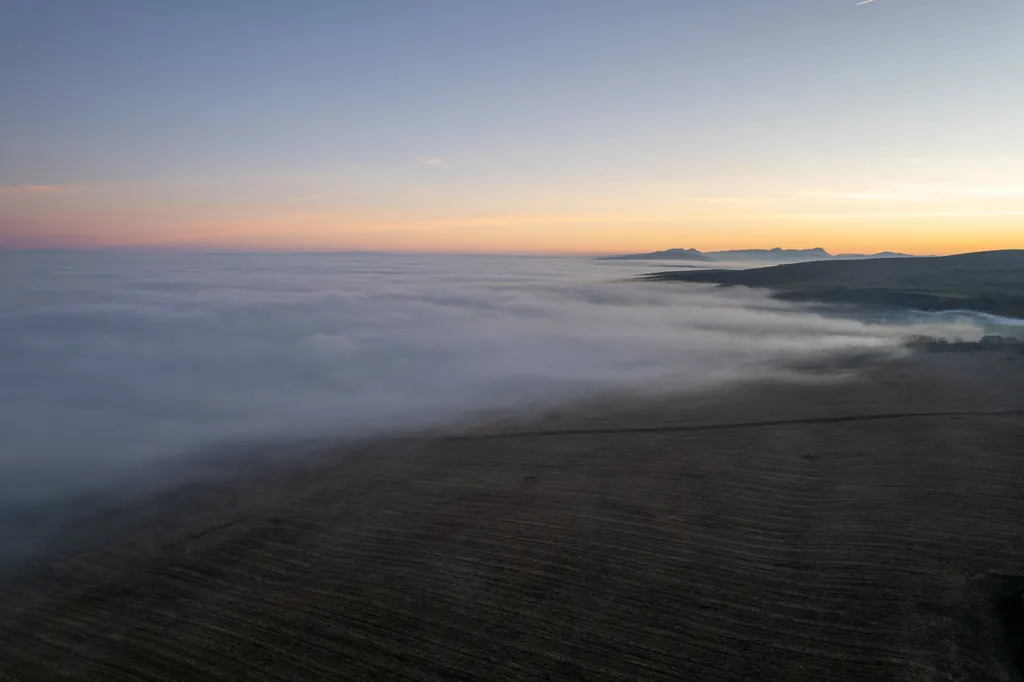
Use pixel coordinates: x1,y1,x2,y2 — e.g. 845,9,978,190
0,251,984,506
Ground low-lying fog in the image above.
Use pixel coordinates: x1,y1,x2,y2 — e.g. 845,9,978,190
0,251,995,565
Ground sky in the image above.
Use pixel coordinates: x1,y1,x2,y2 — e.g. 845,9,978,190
1,0,1022,255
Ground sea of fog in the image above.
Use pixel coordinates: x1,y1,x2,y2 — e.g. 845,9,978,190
0,251,1002,566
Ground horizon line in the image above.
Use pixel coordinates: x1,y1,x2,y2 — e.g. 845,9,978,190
3,244,1014,258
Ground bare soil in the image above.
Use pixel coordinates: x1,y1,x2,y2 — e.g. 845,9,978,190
2,351,1024,681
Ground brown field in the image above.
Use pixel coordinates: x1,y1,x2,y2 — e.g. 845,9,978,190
3,351,1024,681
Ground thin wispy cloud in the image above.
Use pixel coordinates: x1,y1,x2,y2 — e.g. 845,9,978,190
418,157,445,168
0,184,75,196
928,184,1024,198
739,209,1024,221
803,190,930,203
804,184,1024,203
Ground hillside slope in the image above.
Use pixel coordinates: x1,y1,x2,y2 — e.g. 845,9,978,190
3,353,1024,680
646,250,1024,317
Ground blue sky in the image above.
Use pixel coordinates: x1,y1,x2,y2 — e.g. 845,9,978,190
1,0,1022,252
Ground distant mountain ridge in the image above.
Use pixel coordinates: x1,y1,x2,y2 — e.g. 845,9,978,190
599,248,713,262
598,247,912,263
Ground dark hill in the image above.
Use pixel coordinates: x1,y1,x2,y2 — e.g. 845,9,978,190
599,248,712,261
707,247,832,261
646,250,1024,317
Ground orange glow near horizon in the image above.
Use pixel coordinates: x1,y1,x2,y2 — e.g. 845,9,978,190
4,210,1020,256
3,181,1023,256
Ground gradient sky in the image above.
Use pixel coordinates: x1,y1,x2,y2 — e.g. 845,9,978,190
1,0,1022,254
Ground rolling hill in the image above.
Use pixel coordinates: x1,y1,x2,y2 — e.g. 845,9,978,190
645,249,1024,317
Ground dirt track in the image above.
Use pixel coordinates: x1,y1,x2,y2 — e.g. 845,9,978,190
2,351,1024,680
